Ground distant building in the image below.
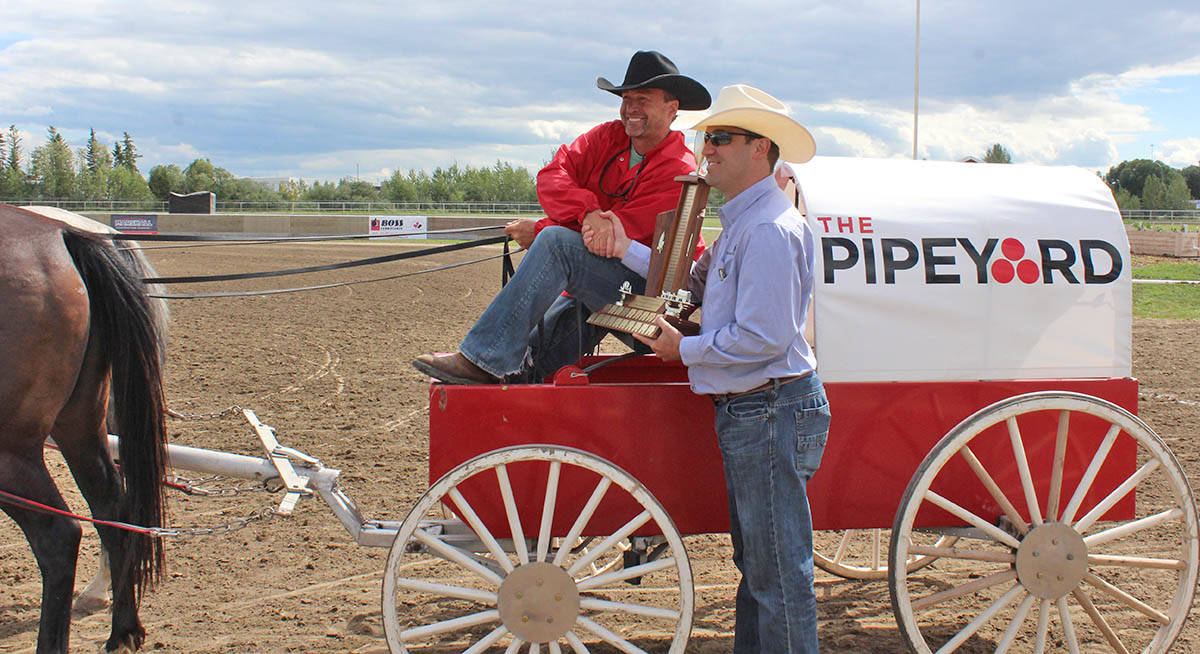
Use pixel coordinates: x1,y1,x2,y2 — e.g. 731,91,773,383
244,176,298,191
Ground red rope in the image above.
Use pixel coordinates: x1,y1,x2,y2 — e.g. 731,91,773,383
0,487,156,535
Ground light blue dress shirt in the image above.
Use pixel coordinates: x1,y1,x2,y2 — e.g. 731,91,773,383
621,173,817,394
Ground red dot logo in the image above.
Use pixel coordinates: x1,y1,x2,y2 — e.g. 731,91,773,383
992,238,1039,284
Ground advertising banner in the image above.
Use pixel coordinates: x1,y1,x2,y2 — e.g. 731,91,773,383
368,215,427,239
791,157,1131,383
111,214,159,234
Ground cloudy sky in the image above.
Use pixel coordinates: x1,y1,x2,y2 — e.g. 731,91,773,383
1,1,1197,183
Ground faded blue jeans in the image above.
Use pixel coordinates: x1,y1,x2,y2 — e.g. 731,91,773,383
715,373,830,653
460,226,645,379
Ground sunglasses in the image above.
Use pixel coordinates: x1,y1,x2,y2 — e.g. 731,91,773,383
703,130,763,146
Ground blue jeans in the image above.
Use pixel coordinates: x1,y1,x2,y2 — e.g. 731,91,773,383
460,226,645,379
715,373,830,653
519,294,651,382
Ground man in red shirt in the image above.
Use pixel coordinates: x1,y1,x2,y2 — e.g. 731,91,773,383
414,50,709,384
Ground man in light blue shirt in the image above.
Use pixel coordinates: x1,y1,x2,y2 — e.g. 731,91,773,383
587,84,830,653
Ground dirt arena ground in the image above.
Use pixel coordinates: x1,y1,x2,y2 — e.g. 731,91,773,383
1,241,1198,653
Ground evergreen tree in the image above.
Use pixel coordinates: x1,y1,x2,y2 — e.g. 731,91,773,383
119,132,141,172
6,125,21,172
85,128,101,171
983,143,1012,163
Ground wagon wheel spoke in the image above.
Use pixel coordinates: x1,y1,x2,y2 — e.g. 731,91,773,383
567,511,651,576
447,487,515,574
1005,417,1044,526
463,624,512,654
1046,410,1071,522
563,630,589,652
1073,460,1159,533
1033,598,1051,654
496,464,531,565
936,583,1025,653
577,557,679,590
391,576,498,604
580,597,680,621
399,608,500,641
911,569,1017,611
1060,424,1122,525
411,526,505,586
906,543,1014,565
1074,587,1132,654
383,446,693,654
995,592,1036,653
553,478,611,567
924,490,1022,548
576,615,648,654
536,461,562,563
1083,572,1169,623
1057,596,1081,654
889,392,1199,654
1082,508,1184,548
1087,553,1187,570
815,528,958,580
958,445,1029,535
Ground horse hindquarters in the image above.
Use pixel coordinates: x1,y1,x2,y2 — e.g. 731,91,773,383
59,230,168,651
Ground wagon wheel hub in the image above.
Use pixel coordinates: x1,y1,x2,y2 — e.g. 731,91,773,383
497,562,581,643
1015,522,1088,600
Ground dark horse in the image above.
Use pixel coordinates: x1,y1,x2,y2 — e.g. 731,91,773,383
0,204,168,653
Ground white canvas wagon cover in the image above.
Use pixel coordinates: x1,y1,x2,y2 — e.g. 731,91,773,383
790,156,1131,383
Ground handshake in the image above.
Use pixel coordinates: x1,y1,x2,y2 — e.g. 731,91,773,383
580,209,633,259
502,210,632,259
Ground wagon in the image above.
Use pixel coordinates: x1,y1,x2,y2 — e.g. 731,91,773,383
379,157,1199,653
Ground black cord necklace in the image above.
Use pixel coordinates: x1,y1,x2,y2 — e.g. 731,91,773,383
599,141,646,201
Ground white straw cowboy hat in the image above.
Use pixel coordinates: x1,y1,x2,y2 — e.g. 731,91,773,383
684,84,816,163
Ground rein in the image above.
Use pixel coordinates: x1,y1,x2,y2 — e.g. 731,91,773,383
104,224,522,298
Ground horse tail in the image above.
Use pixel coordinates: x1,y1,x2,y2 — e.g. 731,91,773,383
62,229,167,603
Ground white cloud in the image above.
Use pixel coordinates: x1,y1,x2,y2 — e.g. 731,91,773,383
1159,138,1200,167
0,1,1196,180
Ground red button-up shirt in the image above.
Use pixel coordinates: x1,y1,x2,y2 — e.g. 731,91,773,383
535,120,703,254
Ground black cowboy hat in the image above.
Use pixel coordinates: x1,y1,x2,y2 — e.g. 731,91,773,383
596,50,711,111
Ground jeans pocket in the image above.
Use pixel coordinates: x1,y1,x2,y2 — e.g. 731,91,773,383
794,397,831,475
724,396,768,421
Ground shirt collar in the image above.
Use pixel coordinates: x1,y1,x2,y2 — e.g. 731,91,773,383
718,173,776,232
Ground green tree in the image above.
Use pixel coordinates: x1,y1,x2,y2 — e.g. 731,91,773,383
278,178,307,201
6,125,21,172
183,158,234,194
1181,165,1200,201
1141,175,1167,209
983,143,1012,163
147,163,186,200
381,170,419,202
1164,175,1194,210
84,128,113,172
1113,187,1141,211
107,165,153,201
117,132,141,172
30,126,76,198
1104,159,1175,197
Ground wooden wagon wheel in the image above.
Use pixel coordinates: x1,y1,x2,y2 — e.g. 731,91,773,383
889,391,1199,653
814,529,957,581
382,445,694,653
